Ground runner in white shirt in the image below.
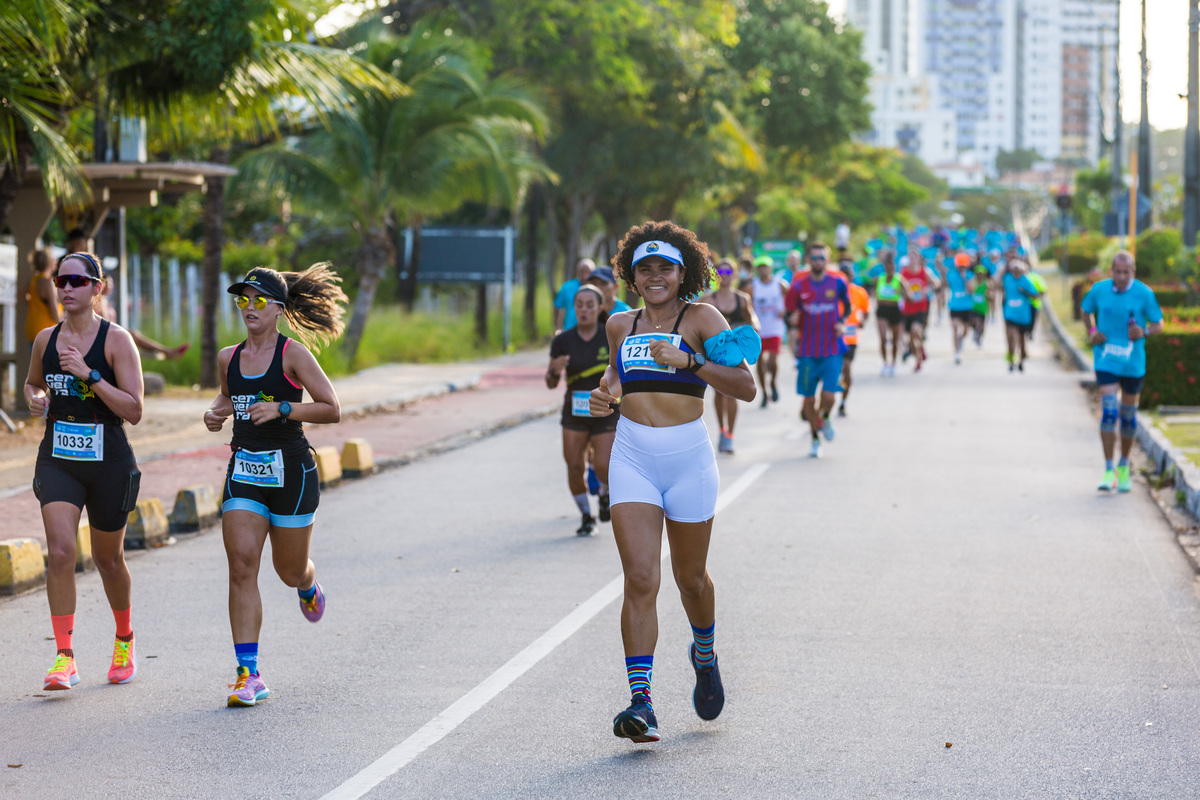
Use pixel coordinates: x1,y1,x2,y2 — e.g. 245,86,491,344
751,258,789,408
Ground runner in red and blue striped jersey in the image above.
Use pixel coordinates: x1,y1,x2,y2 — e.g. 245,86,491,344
785,243,850,458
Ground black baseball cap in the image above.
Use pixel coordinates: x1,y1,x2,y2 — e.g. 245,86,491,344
227,267,287,302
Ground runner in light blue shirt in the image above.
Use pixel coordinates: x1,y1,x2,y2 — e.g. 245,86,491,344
554,259,595,331
1079,251,1165,492
1001,262,1039,372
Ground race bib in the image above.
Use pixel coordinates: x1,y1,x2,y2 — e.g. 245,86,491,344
52,422,103,461
1007,298,1023,308
571,391,592,417
621,333,681,374
878,286,899,300
232,449,285,487
1101,342,1134,363
844,324,858,338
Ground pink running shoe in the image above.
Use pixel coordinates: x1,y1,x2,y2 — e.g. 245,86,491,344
299,581,325,623
108,636,137,684
44,653,79,690
227,667,269,707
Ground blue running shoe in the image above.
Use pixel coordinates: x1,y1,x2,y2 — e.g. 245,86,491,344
690,644,725,720
586,465,600,496
821,416,836,442
613,694,660,743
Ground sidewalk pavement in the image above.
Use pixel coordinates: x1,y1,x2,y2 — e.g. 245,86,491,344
0,349,558,549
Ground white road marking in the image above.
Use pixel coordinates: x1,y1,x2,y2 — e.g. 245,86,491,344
319,460,771,800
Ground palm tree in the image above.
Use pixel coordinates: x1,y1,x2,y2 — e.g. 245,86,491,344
233,20,550,365
0,0,90,231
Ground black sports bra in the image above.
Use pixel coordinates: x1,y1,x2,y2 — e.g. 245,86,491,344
616,305,707,398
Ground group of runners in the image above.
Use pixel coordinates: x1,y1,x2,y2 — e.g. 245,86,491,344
24,252,346,707
21,215,1165,751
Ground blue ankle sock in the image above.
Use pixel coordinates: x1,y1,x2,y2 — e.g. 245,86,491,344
1118,457,1129,468
298,583,317,601
1105,459,1114,471
691,623,716,668
234,642,259,674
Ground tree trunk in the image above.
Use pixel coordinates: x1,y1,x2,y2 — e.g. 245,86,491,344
342,231,391,366
545,186,561,289
475,284,488,345
200,146,228,389
565,191,594,272
0,129,33,236
398,218,422,312
523,185,541,339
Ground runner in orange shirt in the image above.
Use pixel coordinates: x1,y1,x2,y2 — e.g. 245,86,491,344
838,262,870,417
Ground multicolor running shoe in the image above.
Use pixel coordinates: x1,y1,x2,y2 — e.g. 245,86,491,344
44,653,78,691
108,636,136,684
227,666,269,707
1116,464,1132,493
1098,470,1116,492
300,581,326,623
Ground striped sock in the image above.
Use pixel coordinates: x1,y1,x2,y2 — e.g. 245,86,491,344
625,655,653,706
692,623,716,668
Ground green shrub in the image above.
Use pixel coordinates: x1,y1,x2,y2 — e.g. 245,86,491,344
1136,228,1184,281
1152,289,1189,309
1059,231,1110,274
1142,324,1200,409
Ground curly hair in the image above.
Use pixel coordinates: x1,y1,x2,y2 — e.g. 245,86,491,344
611,220,714,301
272,263,348,352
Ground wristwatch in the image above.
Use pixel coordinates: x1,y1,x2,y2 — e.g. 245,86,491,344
278,400,292,420
83,369,102,387
688,352,707,373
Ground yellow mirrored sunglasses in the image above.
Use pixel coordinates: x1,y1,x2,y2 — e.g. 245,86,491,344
234,295,284,310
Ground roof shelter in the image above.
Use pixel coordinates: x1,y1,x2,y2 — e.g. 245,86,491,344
3,161,236,413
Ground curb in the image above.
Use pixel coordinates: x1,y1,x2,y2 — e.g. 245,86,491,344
1137,422,1200,521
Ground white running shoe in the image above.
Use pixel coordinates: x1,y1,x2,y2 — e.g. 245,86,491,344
808,439,822,458
821,417,835,442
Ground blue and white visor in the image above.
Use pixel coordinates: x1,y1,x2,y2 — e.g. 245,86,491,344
631,240,684,267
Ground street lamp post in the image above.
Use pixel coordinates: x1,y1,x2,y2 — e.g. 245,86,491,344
1185,0,1200,247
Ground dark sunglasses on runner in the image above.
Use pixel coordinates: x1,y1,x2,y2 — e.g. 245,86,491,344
53,274,99,289
235,295,285,310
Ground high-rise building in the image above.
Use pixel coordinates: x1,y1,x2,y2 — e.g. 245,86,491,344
846,0,1118,173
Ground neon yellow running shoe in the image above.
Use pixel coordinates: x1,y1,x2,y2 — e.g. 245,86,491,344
44,653,78,690
1098,470,1116,492
108,636,136,684
1116,464,1132,493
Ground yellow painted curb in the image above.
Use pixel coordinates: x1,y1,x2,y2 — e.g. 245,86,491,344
125,498,169,549
169,485,220,533
314,446,342,488
341,438,376,478
0,538,47,596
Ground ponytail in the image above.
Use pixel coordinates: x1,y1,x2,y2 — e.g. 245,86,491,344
281,263,347,351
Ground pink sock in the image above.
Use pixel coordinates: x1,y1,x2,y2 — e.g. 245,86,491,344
51,614,74,655
112,606,133,639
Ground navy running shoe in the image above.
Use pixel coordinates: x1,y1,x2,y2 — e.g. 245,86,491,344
576,514,596,537
690,644,725,721
613,694,660,743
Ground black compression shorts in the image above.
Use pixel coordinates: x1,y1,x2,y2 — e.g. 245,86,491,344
222,448,320,528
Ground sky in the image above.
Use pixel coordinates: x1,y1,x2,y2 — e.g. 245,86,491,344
826,0,1189,130
319,2,1190,131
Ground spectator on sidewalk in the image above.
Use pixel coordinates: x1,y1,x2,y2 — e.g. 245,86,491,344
96,275,189,360
24,248,61,347
554,259,595,332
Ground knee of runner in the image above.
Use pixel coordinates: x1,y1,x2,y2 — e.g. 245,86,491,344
227,550,262,584
1100,394,1119,433
46,540,77,572
92,549,126,575
623,563,661,599
1119,403,1138,437
671,567,711,600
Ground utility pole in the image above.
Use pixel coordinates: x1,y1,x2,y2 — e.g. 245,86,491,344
1185,0,1200,247
1136,0,1151,216
1111,0,1124,247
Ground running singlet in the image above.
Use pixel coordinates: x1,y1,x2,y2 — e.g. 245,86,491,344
944,267,974,311
843,283,870,346
751,277,787,340
1002,272,1037,325
616,305,707,398
900,267,930,314
875,274,903,304
1080,278,1164,377
42,320,122,425
786,273,849,358
716,294,752,328
549,327,611,417
227,336,308,458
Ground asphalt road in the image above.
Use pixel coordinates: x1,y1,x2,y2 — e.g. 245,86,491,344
3,317,1200,799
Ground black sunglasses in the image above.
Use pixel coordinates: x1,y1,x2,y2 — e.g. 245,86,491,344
54,274,99,289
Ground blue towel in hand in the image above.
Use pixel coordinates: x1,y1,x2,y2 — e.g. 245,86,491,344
704,326,762,366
